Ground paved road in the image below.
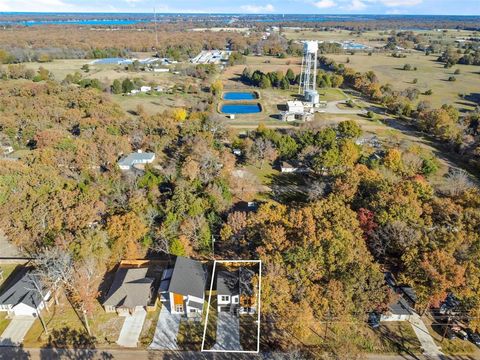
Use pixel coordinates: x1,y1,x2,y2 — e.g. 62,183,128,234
149,303,181,350
0,316,35,346
116,309,147,348
409,315,444,359
211,312,242,351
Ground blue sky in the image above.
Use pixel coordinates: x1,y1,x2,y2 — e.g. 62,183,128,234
0,0,478,15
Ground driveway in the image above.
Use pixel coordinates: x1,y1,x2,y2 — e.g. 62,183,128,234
212,312,242,351
0,316,35,346
324,100,368,115
116,309,147,348
409,314,444,359
149,302,181,350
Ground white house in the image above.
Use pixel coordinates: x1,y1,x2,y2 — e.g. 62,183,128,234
280,161,299,173
216,268,256,315
1,146,14,155
287,101,305,114
159,257,207,319
140,86,152,93
380,273,417,322
0,268,51,317
217,270,240,313
118,150,155,171
130,89,140,95
153,68,169,73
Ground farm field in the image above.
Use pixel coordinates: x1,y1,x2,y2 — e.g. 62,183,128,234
326,52,480,110
283,28,478,48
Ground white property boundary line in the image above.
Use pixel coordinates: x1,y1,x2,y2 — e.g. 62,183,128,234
201,259,262,354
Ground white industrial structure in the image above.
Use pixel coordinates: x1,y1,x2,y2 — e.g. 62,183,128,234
299,41,320,105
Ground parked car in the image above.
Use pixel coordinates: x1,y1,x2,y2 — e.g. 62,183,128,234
368,312,380,329
444,327,457,340
455,329,468,341
466,329,480,346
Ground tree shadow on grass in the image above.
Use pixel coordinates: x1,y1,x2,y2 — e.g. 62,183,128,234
0,342,30,360
39,327,105,360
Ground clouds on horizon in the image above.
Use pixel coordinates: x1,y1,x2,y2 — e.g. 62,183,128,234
0,0,478,15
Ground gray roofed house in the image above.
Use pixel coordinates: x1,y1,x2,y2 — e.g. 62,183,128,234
118,151,155,171
0,267,51,317
217,271,240,296
103,267,154,314
166,257,207,318
168,257,207,299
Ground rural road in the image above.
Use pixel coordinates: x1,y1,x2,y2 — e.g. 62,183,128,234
0,348,476,360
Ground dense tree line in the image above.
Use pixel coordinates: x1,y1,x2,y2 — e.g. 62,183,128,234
220,122,480,350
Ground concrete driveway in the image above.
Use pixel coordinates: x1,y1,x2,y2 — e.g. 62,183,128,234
409,314,444,358
212,312,242,351
0,316,35,346
149,302,181,350
116,309,147,348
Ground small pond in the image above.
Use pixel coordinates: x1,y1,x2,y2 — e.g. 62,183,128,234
221,103,262,114
223,92,258,101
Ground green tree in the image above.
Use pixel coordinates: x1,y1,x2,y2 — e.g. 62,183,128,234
112,79,122,94
122,78,134,93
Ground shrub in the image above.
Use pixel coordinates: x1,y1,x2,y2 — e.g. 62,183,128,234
448,76,456,82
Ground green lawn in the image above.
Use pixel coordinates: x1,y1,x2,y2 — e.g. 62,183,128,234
239,314,258,351
0,313,10,335
0,264,19,286
327,52,480,111
245,164,279,186
23,294,85,347
318,88,348,102
176,319,205,350
139,304,161,347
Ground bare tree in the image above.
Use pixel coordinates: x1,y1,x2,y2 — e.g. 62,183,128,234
71,258,103,336
33,248,73,305
441,169,474,196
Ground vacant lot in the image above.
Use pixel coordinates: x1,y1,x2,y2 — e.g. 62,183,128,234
327,52,480,111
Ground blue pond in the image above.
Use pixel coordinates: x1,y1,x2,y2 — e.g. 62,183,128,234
223,92,257,100
221,103,261,114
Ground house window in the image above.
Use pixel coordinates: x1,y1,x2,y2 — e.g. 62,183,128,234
233,297,239,304
190,309,197,313
220,295,230,302
175,304,184,313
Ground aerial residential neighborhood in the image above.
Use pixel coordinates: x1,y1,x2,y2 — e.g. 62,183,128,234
0,1,480,360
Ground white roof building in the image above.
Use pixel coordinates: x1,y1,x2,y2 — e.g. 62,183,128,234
118,151,155,171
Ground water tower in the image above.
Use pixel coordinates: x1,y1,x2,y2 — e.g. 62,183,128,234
299,41,319,105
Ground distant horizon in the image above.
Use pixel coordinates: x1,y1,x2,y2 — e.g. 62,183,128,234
0,0,478,16
0,12,479,17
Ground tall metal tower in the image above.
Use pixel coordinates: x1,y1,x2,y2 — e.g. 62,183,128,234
299,41,319,105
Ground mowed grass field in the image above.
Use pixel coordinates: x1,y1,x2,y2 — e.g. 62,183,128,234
283,28,478,48
22,56,182,89
327,52,480,110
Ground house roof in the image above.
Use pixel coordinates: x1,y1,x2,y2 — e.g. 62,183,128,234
389,297,413,316
0,267,46,310
118,152,155,168
217,268,255,297
188,300,204,310
217,270,239,296
168,257,207,299
103,267,153,309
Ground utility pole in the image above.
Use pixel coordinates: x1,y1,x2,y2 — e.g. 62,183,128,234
154,7,158,50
